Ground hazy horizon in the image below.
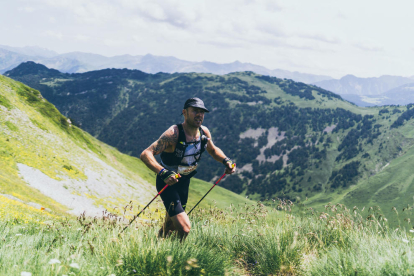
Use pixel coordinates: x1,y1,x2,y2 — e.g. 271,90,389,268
2,0,414,78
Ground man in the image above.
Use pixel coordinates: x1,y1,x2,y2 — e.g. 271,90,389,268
140,97,236,240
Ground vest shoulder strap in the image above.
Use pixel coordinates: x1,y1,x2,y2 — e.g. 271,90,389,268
174,124,187,159
177,124,186,144
199,126,207,153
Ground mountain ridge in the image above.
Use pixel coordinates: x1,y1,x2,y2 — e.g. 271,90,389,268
0,45,332,83
314,74,414,96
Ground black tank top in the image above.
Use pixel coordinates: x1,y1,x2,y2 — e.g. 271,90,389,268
160,124,208,175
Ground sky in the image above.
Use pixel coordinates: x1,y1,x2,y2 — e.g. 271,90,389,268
1,0,413,79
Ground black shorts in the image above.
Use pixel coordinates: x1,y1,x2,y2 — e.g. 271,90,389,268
156,174,192,217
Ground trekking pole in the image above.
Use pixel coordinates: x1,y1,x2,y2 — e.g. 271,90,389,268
187,164,235,215
120,174,180,234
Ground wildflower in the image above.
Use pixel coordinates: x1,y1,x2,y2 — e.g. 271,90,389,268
69,263,80,269
16,234,22,236
166,256,173,263
402,238,409,243
48,259,61,265
410,230,414,233
187,258,199,268
21,272,32,276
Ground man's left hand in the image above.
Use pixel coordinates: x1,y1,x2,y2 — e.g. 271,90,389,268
224,159,236,174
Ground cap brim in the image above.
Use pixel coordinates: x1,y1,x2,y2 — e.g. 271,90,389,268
192,104,209,112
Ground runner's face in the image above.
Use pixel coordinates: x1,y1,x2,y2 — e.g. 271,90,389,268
185,107,205,127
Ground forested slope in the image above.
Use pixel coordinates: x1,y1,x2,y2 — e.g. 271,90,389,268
6,62,414,226
0,74,251,221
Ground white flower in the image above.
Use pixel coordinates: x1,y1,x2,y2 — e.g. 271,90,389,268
16,234,22,236
410,230,414,233
402,238,409,243
48,259,61,265
69,263,80,269
21,272,32,276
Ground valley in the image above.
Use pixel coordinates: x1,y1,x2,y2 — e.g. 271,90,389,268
5,62,414,227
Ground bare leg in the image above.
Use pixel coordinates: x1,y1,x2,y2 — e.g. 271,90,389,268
158,212,175,238
170,212,191,241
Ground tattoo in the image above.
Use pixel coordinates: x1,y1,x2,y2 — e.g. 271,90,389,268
150,127,178,155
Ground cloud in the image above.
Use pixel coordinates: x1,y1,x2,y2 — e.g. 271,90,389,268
120,0,200,29
18,6,37,13
43,30,63,40
297,33,341,44
103,38,127,47
32,0,119,25
256,23,287,38
336,12,347,19
74,34,90,41
199,39,244,49
264,0,283,12
353,43,383,52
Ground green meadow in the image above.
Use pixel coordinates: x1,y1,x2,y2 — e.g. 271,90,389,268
3,69,414,275
1,200,414,275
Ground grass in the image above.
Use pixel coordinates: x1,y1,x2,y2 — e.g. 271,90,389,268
1,199,414,275
0,94,12,109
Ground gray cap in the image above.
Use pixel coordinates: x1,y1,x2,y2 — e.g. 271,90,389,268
183,97,209,113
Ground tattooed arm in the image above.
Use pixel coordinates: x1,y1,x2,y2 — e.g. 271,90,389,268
140,125,179,174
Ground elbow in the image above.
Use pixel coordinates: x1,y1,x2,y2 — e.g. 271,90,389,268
140,150,147,160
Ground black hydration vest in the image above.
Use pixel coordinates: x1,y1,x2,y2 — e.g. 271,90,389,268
160,124,208,167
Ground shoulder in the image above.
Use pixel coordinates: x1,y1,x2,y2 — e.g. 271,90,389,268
167,125,179,135
160,125,179,143
201,125,211,138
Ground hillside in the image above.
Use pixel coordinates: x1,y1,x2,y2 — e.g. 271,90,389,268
0,74,252,222
7,62,414,227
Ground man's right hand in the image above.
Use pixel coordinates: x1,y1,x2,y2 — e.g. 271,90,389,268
160,169,181,186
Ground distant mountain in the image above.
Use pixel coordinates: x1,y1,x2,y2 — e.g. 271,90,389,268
342,82,414,106
0,48,33,74
0,45,58,58
313,74,414,96
0,45,332,83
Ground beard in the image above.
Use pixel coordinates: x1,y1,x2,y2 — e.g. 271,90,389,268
188,116,203,128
